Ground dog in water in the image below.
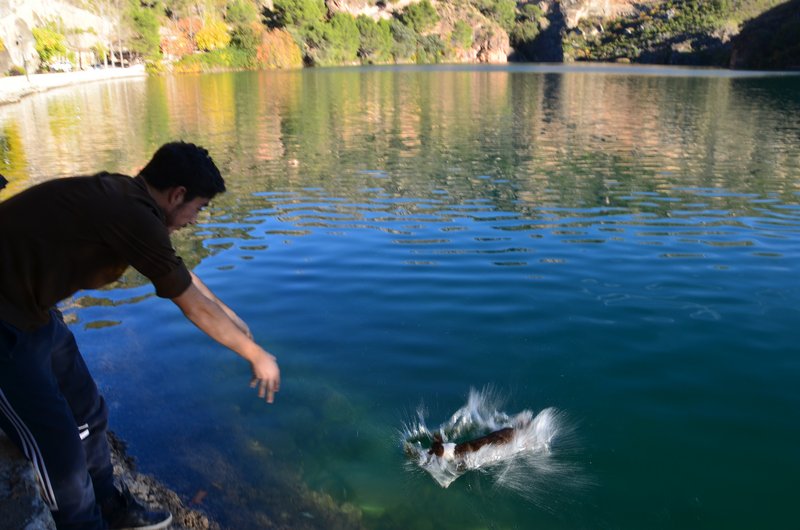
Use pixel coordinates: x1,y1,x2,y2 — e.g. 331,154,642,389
428,427,515,460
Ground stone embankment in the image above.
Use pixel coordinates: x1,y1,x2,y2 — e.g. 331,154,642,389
0,431,219,530
0,65,146,106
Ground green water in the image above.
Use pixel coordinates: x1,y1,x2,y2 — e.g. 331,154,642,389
1,65,799,529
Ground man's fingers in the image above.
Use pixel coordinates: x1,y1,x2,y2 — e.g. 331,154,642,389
251,378,277,403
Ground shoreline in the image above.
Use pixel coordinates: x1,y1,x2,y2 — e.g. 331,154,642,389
0,65,147,106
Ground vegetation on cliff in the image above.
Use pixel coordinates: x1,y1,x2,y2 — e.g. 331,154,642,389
3,0,798,75
562,0,787,66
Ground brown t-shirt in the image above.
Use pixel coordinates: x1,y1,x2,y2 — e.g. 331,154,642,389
0,172,192,330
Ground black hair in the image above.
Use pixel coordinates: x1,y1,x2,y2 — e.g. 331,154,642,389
138,141,225,201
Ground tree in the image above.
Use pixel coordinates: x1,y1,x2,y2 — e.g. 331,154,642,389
32,26,68,65
195,18,231,51
474,0,516,32
416,33,444,63
257,28,304,68
451,20,472,49
314,12,360,65
399,0,439,33
226,0,259,26
356,15,393,63
390,18,417,61
230,23,260,54
272,0,326,27
128,3,162,59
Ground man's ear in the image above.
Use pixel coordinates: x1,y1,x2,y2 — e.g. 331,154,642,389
166,186,187,207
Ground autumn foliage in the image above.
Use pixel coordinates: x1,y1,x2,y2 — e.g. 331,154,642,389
256,29,304,69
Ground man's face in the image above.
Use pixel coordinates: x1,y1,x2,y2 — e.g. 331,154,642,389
165,196,210,234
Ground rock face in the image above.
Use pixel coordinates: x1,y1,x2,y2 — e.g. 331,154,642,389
556,0,658,28
729,0,800,70
0,431,219,530
325,0,511,63
0,0,108,73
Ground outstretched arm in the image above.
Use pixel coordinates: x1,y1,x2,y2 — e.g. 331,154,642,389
171,280,280,403
189,271,252,338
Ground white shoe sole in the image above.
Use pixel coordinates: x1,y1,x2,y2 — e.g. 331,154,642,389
115,512,173,530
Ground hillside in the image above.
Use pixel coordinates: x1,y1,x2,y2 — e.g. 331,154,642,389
0,0,109,74
1,0,798,74
557,0,790,67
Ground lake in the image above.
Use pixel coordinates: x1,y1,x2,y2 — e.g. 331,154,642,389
1,64,799,529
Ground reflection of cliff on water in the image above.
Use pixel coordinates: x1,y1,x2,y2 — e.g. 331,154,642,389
2,67,799,275
236,68,800,219
3,68,798,214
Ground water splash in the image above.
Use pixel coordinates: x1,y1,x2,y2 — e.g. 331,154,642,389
401,387,589,505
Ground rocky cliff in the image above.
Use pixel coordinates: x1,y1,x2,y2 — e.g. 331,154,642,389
0,0,108,73
555,0,792,68
325,0,510,63
557,0,660,28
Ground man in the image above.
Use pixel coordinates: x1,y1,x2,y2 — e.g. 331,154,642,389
0,142,280,530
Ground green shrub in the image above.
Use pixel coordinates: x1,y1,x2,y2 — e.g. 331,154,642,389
273,0,326,27
129,5,162,59
32,27,67,65
226,0,259,26
510,20,539,48
399,0,439,33
473,0,516,32
307,13,360,65
519,3,543,21
451,20,473,49
390,18,417,61
416,34,445,63
7,65,26,76
356,16,394,63
144,59,166,75
92,43,108,64
173,47,255,72
230,23,261,54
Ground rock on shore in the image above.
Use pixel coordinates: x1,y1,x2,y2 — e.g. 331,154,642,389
0,430,219,530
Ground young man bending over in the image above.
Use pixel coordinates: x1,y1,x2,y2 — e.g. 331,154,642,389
0,142,280,530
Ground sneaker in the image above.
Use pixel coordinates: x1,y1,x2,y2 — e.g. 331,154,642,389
101,484,173,530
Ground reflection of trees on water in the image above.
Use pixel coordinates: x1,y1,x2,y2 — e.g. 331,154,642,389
3,67,800,291
0,122,29,200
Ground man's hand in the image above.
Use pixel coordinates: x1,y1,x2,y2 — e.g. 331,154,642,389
172,282,281,403
249,352,280,403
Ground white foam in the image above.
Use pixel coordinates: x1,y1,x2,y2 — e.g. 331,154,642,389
401,387,588,504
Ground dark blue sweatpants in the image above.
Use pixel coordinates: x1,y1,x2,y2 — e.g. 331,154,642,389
0,309,114,530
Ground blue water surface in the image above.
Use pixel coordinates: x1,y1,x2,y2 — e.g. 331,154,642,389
1,65,799,529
